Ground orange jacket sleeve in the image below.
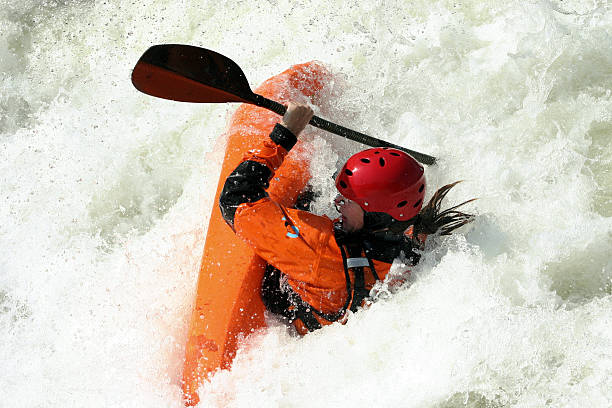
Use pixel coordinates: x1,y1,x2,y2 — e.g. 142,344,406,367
219,124,346,292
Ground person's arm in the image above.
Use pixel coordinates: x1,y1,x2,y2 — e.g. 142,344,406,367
219,103,339,287
219,103,314,228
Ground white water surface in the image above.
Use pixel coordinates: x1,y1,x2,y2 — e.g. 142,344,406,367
1,0,611,407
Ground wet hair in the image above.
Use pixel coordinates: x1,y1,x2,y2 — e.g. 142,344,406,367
363,181,475,237
411,181,476,236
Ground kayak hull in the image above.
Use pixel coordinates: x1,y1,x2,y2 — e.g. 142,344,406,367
182,61,330,406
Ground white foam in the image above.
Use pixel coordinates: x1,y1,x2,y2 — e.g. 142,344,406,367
1,0,611,406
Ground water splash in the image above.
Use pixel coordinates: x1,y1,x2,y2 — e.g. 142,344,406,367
1,0,610,407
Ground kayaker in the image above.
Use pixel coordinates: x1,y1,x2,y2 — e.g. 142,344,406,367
219,102,474,334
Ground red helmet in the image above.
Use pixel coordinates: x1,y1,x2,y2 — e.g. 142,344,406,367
335,148,426,221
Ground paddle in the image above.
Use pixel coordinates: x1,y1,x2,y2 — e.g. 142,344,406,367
131,44,436,165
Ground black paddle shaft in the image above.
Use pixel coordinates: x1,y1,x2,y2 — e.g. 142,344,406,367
253,95,435,165
132,44,436,165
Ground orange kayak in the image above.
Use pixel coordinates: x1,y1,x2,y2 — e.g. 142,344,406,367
182,61,330,406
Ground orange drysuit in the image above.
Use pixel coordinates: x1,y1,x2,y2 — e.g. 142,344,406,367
220,124,422,333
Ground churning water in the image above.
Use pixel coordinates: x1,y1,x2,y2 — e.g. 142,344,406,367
1,0,611,407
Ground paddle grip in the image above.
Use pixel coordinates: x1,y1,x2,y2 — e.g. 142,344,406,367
256,96,436,165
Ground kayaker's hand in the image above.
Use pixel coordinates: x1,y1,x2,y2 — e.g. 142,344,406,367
281,102,314,136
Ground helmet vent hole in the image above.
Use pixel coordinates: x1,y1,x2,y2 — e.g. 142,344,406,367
397,200,407,208
413,199,422,208
419,184,424,193
379,158,386,167
344,169,353,176
339,180,347,188
360,158,370,164
390,152,400,156
374,151,380,154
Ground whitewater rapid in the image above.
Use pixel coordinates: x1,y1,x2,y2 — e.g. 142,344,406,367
1,0,611,407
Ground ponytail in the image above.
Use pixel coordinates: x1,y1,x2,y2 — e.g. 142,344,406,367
412,181,476,237
361,181,475,239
